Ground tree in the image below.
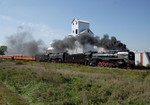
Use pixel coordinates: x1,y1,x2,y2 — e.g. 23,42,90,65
0,45,7,55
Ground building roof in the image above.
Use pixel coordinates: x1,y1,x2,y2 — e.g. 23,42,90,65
79,29,94,35
72,18,89,24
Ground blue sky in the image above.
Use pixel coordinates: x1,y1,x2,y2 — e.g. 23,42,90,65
0,0,150,51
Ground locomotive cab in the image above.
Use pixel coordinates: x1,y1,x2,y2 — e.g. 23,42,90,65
84,51,97,65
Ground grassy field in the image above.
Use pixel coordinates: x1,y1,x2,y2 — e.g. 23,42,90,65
0,82,29,105
0,60,150,105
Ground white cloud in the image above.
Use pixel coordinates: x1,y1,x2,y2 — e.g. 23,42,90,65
0,14,22,24
40,25,55,37
20,22,40,28
18,22,67,45
0,14,13,21
20,22,55,37
0,14,67,45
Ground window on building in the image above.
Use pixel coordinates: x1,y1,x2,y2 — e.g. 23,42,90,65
76,29,78,34
73,23,74,25
76,22,77,25
73,30,74,33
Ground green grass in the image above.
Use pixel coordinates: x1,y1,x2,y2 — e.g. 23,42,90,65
0,82,29,105
0,95,6,105
0,61,150,105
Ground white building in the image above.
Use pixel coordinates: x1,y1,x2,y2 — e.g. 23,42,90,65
134,51,150,66
67,19,95,54
70,18,93,36
47,18,95,54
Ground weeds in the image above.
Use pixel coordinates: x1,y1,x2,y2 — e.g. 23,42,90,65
146,64,150,69
11,57,14,61
15,60,23,65
0,82,29,105
23,59,30,63
0,59,3,63
0,61,150,105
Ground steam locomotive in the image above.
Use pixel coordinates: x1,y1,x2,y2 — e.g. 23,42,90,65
36,51,135,68
0,50,135,68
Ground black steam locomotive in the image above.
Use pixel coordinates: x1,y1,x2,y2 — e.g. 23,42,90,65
36,50,135,68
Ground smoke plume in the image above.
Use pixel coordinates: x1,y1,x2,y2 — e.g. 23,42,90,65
51,33,127,53
6,26,46,56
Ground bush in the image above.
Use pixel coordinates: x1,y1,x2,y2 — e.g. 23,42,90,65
0,59,3,63
23,59,30,63
11,57,14,61
135,65,146,69
15,60,23,65
146,64,150,69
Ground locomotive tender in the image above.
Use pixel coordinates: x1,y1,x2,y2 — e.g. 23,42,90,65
41,50,135,68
